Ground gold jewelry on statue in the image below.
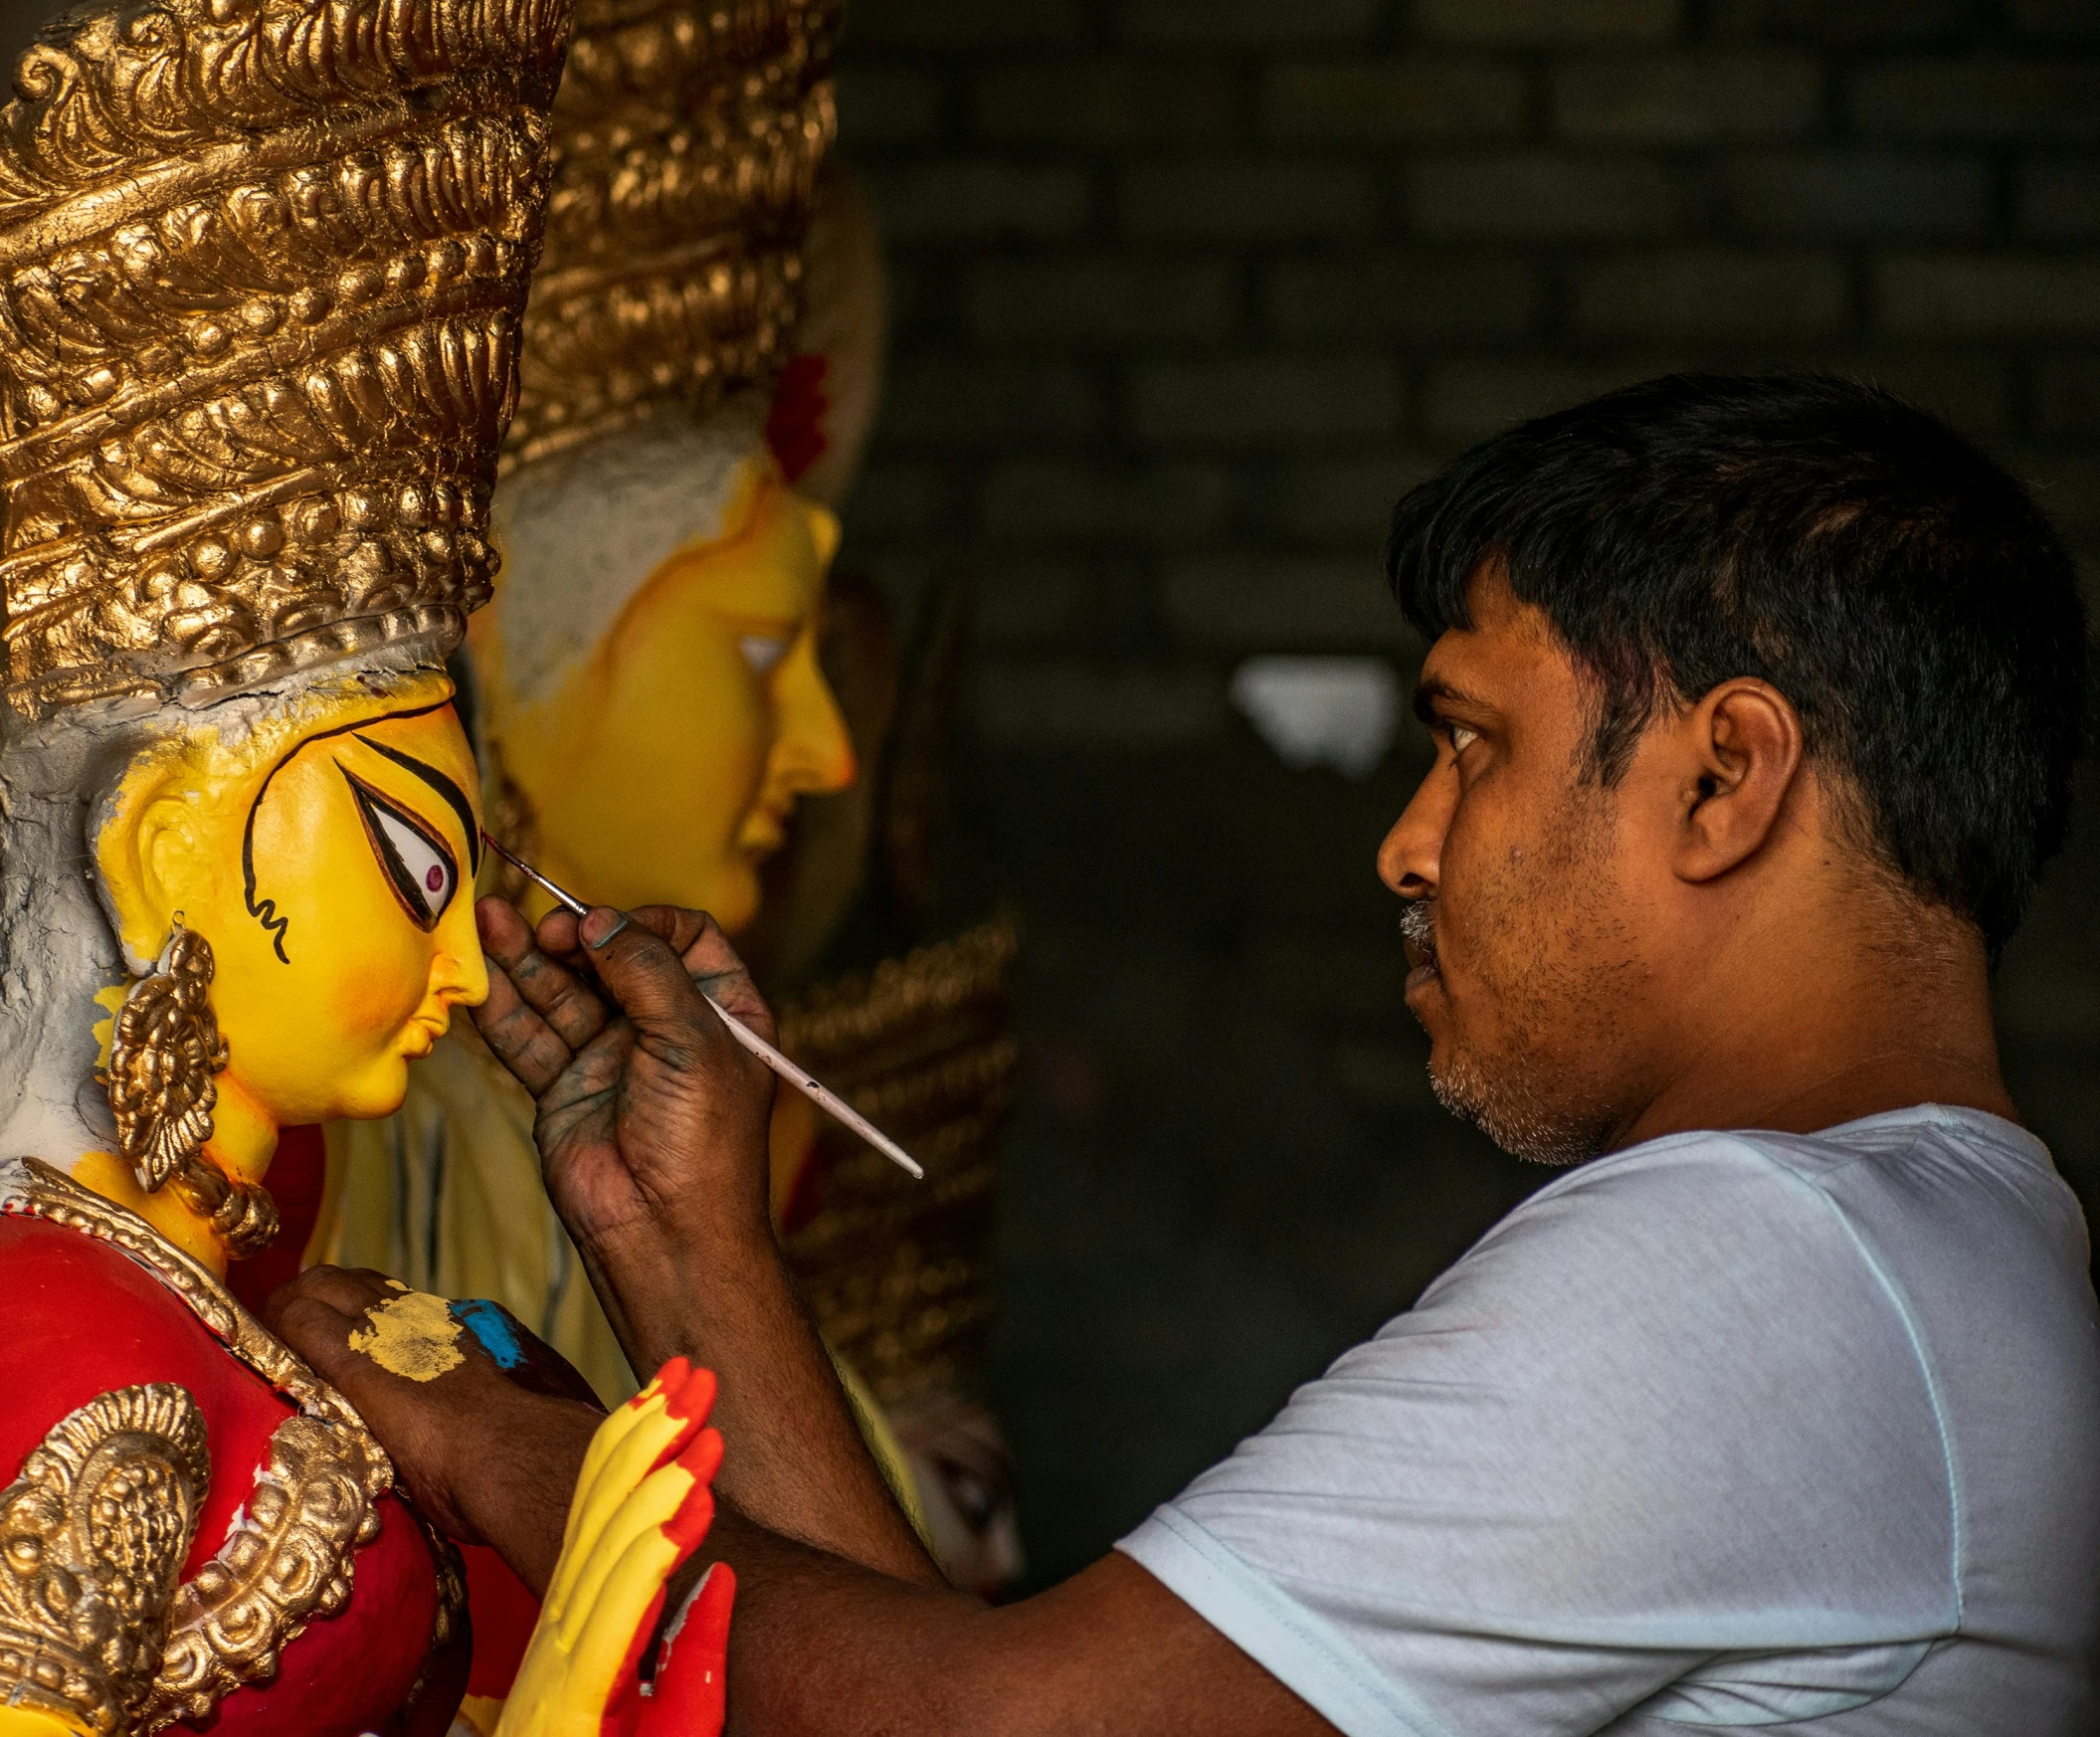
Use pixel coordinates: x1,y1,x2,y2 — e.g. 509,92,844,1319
107,922,281,1261
108,923,229,1196
0,0,573,717
502,0,840,470
146,1413,387,1726
0,1382,210,1733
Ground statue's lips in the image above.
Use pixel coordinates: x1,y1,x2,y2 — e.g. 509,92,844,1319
739,803,791,860
402,1012,450,1057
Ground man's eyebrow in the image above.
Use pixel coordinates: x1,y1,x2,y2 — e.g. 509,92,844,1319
1412,675,1494,726
353,734,481,873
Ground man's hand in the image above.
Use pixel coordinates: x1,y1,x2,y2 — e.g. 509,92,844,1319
267,1266,601,1592
470,898,777,1264
468,894,942,1588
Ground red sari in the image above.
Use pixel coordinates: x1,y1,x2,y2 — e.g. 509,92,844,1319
0,1157,466,1735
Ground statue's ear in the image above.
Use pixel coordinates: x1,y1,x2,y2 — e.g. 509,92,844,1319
99,777,203,973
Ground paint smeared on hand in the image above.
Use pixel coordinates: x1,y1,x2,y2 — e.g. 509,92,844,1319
348,1282,466,1381
453,1296,529,1370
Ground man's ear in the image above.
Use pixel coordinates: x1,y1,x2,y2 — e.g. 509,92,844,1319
1673,677,1805,884
99,785,204,972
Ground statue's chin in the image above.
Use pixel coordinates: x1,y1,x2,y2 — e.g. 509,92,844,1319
309,1053,416,1127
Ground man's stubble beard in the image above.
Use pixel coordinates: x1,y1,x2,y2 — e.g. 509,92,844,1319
1402,805,1634,1167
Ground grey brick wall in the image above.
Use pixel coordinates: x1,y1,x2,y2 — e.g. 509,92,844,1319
836,0,2100,1586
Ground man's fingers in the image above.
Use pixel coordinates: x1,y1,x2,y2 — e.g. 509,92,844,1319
630,906,774,1044
269,1290,369,1394
473,959,578,1096
492,933,616,1055
476,892,538,962
621,905,710,954
576,907,723,1041
265,1262,398,1325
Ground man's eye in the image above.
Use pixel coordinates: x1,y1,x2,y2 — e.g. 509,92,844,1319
1448,724,1480,755
739,634,791,676
339,767,459,931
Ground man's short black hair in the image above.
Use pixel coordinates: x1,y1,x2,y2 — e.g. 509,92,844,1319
1387,372,2088,958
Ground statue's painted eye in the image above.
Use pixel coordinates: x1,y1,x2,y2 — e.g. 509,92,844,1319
738,633,791,676
338,765,459,931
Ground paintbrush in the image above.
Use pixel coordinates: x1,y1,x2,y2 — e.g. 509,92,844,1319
479,831,924,1182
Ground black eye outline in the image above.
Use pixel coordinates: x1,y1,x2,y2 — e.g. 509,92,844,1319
337,764,460,932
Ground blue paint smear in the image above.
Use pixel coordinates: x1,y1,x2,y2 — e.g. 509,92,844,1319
453,1297,527,1370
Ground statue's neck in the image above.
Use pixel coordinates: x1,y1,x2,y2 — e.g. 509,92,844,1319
0,749,269,1279
61,1083,276,1278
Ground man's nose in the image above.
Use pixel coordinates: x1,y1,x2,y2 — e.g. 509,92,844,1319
1378,768,1451,898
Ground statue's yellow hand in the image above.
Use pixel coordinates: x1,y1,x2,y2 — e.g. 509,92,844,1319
496,1359,732,1737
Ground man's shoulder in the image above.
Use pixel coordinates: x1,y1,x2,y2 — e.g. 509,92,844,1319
1489,1104,2076,1266
1397,1105,2089,1387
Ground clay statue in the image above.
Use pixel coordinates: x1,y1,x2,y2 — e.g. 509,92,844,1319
0,0,571,1725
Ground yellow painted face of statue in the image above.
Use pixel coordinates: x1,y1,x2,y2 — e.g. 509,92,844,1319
99,672,490,1140
484,460,857,933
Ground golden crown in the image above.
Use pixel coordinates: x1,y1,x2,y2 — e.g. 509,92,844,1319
0,0,573,716
500,0,838,471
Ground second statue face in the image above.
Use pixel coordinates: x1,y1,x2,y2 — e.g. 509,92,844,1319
483,448,857,933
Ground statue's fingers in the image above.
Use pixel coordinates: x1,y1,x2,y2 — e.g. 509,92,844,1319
561,1457,703,1653
549,1361,700,1618
642,1563,736,1737
562,1440,721,1707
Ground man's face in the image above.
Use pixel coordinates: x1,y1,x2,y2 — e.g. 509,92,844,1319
1378,575,1656,1163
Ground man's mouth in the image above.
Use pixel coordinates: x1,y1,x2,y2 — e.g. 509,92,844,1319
1400,900,1440,995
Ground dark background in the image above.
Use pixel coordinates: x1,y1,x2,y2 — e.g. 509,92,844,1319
0,0,2089,1596
825,0,2100,1590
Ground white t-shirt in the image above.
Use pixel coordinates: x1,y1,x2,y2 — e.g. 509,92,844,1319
1119,1106,2100,1735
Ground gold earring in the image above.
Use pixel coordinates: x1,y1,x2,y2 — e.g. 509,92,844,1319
105,922,278,1260
108,919,228,1193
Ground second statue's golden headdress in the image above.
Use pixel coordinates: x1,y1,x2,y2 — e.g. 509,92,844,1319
501,0,838,470
0,0,573,717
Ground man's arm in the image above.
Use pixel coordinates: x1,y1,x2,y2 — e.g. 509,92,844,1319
272,1294,1332,1737
276,897,1339,1737
462,897,938,1589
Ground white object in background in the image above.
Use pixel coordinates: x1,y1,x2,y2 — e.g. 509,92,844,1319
1229,656,1402,779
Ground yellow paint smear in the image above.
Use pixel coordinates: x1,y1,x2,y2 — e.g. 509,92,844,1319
92,981,127,1071
348,1285,465,1382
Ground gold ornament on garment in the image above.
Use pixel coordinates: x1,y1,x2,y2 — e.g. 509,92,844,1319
106,924,277,1259
0,1382,211,1734
0,1158,428,1733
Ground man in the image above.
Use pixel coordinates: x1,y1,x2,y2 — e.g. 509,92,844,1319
279,374,2100,1733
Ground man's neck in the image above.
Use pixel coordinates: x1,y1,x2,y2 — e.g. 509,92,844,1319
1618,891,2015,1150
